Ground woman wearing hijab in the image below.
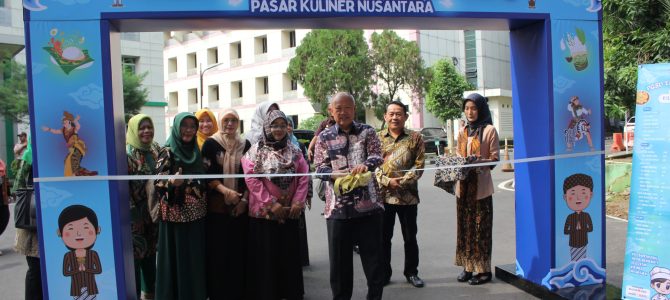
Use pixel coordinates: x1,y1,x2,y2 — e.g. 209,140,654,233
155,112,208,300
195,108,218,150
126,114,160,299
287,118,311,267
242,110,309,300
454,93,500,285
246,101,279,145
201,108,251,300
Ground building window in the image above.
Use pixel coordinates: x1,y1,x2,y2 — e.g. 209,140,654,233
289,31,296,48
464,30,478,88
230,42,242,67
188,88,198,104
187,52,197,76
263,77,269,94
232,81,243,98
122,56,138,73
207,47,219,65
240,120,245,133
168,91,178,107
208,85,219,102
255,36,268,54
121,32,140,41
290,79,298,91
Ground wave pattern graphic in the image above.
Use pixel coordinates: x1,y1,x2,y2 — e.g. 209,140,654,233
541,258,606,290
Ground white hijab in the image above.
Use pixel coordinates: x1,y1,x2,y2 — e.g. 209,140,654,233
246,101,278,145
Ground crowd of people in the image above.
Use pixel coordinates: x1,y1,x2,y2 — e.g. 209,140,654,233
1,91,499,300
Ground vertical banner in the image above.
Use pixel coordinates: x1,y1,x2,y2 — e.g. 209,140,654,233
622,63,670,300
543,19,606,290
28,20,122,299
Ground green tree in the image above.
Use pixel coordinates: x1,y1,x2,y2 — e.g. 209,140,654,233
425,59,473,150
603,0,670,118
288,29,373,116
123,69,149,122
298,114,326,131
0,60,28,123
369,30,429,126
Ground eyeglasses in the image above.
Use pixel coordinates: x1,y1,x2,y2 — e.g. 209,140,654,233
269,125,287,130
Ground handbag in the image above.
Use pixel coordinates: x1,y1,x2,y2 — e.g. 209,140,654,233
14,187,37,230
145,179,160,223
433,155,472,195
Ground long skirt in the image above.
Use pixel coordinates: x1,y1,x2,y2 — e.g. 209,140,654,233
298,212,309,267
454,176,493,273
156,219,207,300
206,212,249,300
247,218,303,300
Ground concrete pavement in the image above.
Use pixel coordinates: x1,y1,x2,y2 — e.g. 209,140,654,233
0,168,629,299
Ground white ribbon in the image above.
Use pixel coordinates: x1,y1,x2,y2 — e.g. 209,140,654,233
33,150,605,183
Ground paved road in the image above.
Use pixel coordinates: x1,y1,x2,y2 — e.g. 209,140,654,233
0,167,629,299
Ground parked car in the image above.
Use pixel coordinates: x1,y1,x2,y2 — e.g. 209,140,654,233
420,127,449,154
623,116,635,149
293,129,315,149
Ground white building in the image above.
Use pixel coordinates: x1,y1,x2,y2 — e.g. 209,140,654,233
163,30,314,135
163,29,513,140
120,32,168,144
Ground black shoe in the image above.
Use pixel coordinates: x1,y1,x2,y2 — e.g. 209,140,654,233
468,272,492,285
457,270,472,282
406,275,425,288
353,245,360,254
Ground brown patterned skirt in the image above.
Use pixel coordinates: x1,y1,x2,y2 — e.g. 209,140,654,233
454,172,493,273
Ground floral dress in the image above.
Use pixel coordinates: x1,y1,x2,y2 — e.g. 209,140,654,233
127,142,161,259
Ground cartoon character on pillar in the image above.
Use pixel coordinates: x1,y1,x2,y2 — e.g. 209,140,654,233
562,174,594,262
564,96,594,151
528,0,535,9
58,205,103,299
42,111,98,177
651,267,670,300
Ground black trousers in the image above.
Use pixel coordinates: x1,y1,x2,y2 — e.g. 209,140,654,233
26,256,43,300
382,203,419,280
0,204,9,237
327,213,384,300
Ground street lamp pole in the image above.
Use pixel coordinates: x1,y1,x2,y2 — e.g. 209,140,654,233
199,62,224,110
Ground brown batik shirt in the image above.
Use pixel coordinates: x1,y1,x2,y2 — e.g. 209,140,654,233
376,128,425,205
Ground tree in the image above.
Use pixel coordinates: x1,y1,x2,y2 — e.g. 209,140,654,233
288,29,373,115
425,59,473,150
298,114,326,131
603,0,670,118
123,69,149,122
369,30,429,126
0,60,28,123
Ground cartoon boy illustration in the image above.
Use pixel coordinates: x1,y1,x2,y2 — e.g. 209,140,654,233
563,173,594,262
58,205,102,299
651,267,670,300
42,111,98,177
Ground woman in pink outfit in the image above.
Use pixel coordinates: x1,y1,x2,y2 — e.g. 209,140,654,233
242,110,309,300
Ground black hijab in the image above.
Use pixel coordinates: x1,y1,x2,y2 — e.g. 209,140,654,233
462,93,493,137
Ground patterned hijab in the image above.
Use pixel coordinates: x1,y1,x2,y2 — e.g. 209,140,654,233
248,110,302,189
247,101,279,145
126,114,153,151
165,112,203,174
211,108,246,190
195,108,218,150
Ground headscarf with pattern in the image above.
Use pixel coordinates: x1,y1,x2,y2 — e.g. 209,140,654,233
165,112,203,174
195,108,218,150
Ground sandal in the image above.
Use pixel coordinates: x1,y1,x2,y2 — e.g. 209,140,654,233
457,270,472,282
468,272,492,285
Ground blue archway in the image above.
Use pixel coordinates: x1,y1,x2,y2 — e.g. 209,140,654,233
23,0,604,298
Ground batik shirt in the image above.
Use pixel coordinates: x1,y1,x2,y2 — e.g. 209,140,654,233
376,128,425,205
315,122,384,219
127,142,161,259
